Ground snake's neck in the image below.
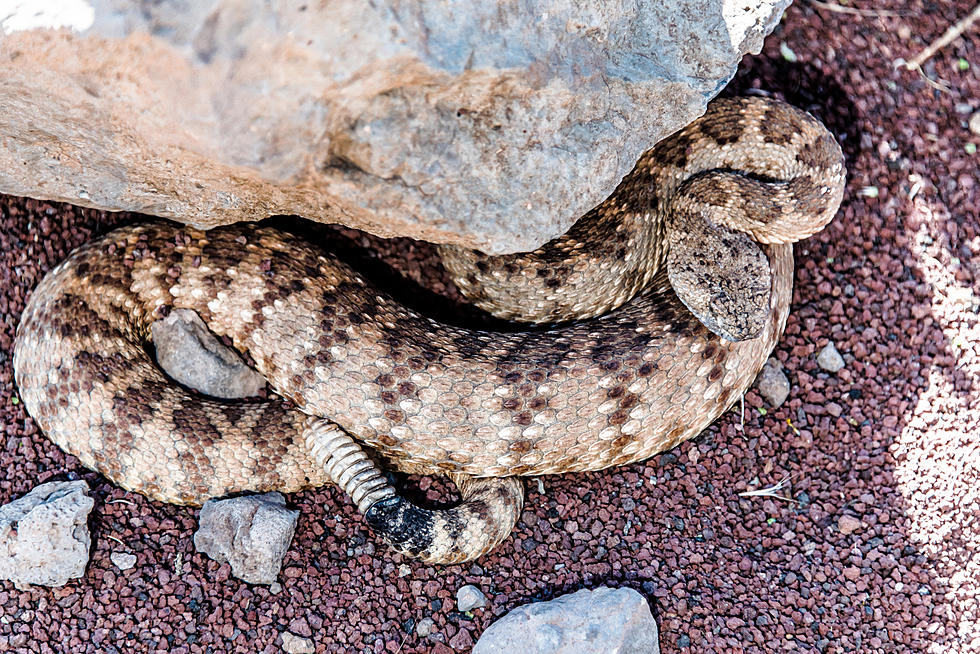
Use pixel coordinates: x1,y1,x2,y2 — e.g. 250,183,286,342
438,203,667,325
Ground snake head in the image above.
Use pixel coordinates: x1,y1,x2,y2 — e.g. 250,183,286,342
666,205,772,343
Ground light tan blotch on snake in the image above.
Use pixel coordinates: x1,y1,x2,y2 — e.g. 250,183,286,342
13,97,845,563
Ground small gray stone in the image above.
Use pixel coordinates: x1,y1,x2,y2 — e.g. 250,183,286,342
754,357,791,408
457,584,488,612
152,309,266,399
416,617,436,638
110,552,137,571
969,112,980,136
0,480,94,588
816,342,846,373
281,632,315,654
193,493,298,585
473,587,660,654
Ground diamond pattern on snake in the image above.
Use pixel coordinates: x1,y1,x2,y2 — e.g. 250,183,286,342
14,97,845,563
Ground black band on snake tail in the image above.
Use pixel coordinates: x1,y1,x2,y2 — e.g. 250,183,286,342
305,419,525,563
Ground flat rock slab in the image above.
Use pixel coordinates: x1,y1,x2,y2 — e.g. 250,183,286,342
0,480,94,588
473,586,660,653
0,0,790,253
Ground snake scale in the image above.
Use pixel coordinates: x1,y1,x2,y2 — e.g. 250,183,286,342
13,97,845,563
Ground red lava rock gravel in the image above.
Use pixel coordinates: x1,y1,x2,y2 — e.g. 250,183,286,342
1,1,979,652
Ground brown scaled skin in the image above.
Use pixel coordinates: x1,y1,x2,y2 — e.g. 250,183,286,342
13,96,845,562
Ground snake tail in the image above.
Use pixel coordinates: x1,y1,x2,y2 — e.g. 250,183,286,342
305,419,524,563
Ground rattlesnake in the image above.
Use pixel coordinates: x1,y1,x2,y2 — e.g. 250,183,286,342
13,97,845,563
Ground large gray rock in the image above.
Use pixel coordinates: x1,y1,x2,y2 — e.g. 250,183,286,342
0,480,94,588
0,1,790,254
193,492,298,585
474,587,660,654
152,309,266,399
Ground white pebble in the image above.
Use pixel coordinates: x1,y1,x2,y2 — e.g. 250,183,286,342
457,584,488,612
110,552,137,571
281,632,314,654
816,342,845,373
416,617,436,637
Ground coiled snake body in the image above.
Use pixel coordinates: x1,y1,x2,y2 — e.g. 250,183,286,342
14,97,845,563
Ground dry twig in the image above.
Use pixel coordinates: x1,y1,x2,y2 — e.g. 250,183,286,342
738,475,799,504
807,0,910,18
905,3,980,71
737,394,745,431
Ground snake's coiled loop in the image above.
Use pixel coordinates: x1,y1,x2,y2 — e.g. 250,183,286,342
12,97,845,564
305,419,525,564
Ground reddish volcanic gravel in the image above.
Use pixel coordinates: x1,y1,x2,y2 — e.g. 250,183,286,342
1,1,979,652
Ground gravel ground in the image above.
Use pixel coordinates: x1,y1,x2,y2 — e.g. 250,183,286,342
1,1,978,652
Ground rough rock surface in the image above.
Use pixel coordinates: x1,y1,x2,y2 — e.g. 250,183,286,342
151,308,266,399
109,551,137,571
280,632,315,654
0,480,93,588
816,341,846,372
457,584,488,612
0,0,790,254
754,357,791,408
415,617,436,639
473,587,660,654
193,492,298,585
